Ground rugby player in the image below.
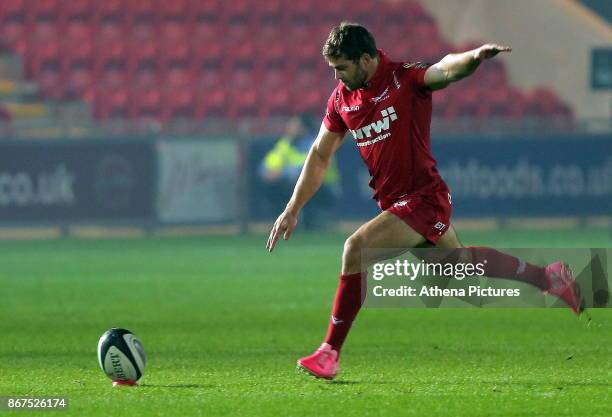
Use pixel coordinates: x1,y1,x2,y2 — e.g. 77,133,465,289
266,22,582,380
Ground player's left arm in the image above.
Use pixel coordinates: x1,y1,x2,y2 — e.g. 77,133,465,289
424,43,512,90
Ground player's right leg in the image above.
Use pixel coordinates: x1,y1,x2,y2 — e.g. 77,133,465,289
436,225,584,314
297,211,426,379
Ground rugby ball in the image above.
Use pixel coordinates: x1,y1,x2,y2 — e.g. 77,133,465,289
97,328,146,386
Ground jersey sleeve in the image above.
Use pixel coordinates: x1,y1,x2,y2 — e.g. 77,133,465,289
323,89,348,134
402,62,432,97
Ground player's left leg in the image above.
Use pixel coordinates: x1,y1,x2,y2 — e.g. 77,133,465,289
297,211,427,379
436,225,583,314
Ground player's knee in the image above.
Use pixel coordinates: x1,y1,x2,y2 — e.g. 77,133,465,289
343,233,366,264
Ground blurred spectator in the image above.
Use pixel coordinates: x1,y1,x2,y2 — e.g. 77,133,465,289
258,115,339,230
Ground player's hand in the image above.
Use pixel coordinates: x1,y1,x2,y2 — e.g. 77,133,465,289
475,44,512,60
266,210,298,252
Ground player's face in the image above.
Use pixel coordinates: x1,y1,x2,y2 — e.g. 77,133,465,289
327,56,369,91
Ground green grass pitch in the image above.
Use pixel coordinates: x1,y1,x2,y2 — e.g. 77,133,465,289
1,229,611,416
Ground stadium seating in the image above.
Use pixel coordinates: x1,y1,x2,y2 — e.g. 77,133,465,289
0,0,573,124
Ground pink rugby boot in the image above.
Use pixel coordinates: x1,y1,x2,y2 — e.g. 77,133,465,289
544,262,584,315
297,343,339,380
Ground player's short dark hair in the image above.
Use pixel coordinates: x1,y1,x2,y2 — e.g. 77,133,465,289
322,22,377,62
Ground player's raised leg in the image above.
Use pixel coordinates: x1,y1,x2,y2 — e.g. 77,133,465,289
436,226,584,314
297,211,426,379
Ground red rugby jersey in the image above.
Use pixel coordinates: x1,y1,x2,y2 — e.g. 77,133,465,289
323,50,448,207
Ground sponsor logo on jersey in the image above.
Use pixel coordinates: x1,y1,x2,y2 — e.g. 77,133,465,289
393,71,401,89
350,106,398,147
371,87,390,104
341,105,360,112
403,62,429,69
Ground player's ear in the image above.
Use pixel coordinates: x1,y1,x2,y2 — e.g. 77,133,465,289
359,53,371,66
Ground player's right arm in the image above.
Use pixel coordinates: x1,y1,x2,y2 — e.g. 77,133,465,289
266,124,344,252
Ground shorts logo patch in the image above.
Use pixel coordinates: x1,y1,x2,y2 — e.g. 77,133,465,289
434,221,447,231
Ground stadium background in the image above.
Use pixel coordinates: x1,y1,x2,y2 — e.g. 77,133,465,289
0,1,610,416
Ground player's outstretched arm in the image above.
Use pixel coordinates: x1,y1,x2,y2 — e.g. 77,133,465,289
424,43,512,90
266,124,344,252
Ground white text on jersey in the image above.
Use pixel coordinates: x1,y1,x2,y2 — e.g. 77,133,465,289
350,106,398,147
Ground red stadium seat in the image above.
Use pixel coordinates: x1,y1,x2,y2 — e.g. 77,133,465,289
131,66,159,90
286,1,314,25
62,21,92,46
165,67,192,89
95,41,128,73
190,0,221,24
0,0,26,24
0,18,27,53
195,87,227,119
158,22,191,70
27,20,58,42
60,0,92,23
161,41,192,71
256,42,287,70
94,87,129,119
192,22,218,44
292,40,321,70
478,60,508,88
255,0,283,25
193,42,224,71
132,20,156,41
95,20,125,42
95,0,124,25
131,87,162,119
5,0,573,125
261,83,291,118
224,0,254,25
196,68,224,89
128,40,159,73
318,0,346,26
61,39,93,71
159,21,190,43
37,66,64,99
225,21,251,44
162,87,196,120
293,70,326,95
98,67,127,90
291,84,326,116
525,88,570,117
344,1,376,27
160,21,187,41
228,89,258,119
26,40,60,79
159,0,188,22
28,0,58,23
60,28,93,80
229,41,257,69
126,0,156,25
260,66,286,86
64,66,94,100
228,68,259,119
